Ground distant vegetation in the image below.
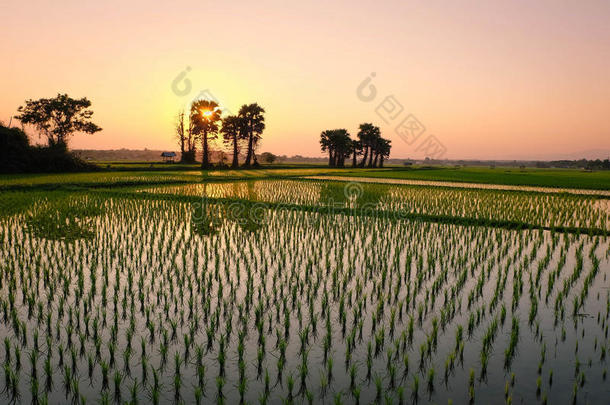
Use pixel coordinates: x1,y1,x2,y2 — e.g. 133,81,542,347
174,101,265,168
0,124,97,173
320,123,391,168
539,159,610,170
1,94,101,173
15,93,101,147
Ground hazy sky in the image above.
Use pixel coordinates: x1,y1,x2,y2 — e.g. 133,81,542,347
2,0,609,159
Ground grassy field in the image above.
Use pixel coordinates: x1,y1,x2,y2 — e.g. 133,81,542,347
2,165,609,191
329,166,610,190
0,167,339,190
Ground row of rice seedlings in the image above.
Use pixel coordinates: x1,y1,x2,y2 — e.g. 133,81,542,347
0,191,607,403
139,179,610,231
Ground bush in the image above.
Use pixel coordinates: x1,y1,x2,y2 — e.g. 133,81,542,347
0,125,32,172
0,125,98,173
181,150,196,163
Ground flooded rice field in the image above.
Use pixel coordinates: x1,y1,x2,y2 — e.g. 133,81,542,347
306,175,610,197
0,182,609,404
136,179,609,231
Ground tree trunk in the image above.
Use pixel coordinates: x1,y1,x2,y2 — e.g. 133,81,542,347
328,149,334,167
231,134,239,168
352,150,357,167
244,131,253,166
379,155,384,168
367,148,374,167
201,129,209,168
338,153,345,167
372,152,379,168
359,146,368,167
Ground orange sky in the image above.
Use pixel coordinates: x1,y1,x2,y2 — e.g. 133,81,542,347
2,0,609,159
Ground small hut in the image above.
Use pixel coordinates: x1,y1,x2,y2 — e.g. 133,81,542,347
161,152,177,163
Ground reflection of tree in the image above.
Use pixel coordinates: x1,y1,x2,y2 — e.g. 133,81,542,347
26,198,102,242
318,182,349,206
1,192,37,219
358,186,388,207
317,182,388,209
191,201,223,237
227,202,266,233
192,182,267,237
226,182,265,233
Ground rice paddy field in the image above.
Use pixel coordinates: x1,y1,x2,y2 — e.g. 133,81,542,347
1,170,609,404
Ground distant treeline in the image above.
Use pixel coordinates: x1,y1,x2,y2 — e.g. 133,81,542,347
406,158,610,170
539,159,610,170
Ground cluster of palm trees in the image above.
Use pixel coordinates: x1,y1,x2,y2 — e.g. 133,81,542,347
320,123,391,168
175,100,265,168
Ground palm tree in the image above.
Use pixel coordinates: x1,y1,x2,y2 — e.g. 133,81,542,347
357,123,380,167
320,130,335,166
238,103,265,167
351,140,362,168
372,136,385,167
221,115,246,168
378,138,391,167
320,129,351,167
332,129,352,168
191,100,222,169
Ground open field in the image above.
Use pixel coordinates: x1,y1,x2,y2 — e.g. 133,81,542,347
2,165,610,192
0,168,336,190
324,166,610,191
1,169,609,404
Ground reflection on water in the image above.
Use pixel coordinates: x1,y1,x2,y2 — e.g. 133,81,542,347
0,196,608,404
137,179,610,231
24,194,104,241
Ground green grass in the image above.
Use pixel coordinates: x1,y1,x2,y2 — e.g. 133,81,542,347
328,166,610,190
0,167,342,190
1,164,608,191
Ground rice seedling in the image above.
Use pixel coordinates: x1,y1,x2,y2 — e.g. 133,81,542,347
0,183,606,404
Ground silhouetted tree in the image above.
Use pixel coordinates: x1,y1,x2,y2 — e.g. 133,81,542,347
0,123,97,173
175,109,187,160
184,115,197,162
320,129,351,167
238,103,265,167
357,123,380,167
15,93,101,147
378,138,391,167
221,115,246,168
320,130,335,166
191,100,222,168
260,152,277,164
351,139,362,167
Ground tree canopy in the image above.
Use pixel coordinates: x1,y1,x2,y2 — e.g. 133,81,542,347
239,103,266,166
320,129,352,167
15,93,101,147
320,123,391,168
191,99,222,168
221,115,247,168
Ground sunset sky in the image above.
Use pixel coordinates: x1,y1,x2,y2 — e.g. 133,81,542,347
2,0,609,159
